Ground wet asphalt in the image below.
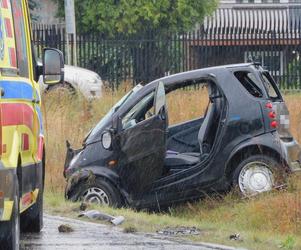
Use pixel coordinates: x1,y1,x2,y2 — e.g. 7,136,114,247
20,214,239,250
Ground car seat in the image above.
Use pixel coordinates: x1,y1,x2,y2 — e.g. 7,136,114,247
164,84,222,171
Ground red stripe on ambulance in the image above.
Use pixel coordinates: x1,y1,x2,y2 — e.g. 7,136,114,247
2,0,8,9
4,18,12,38
9,48,16,67
22,133,29,151
1,103,34,131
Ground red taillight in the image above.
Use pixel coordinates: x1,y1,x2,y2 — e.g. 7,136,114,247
269,111,276,119
266,102,277,129
270,121,278,128
266,102,273,109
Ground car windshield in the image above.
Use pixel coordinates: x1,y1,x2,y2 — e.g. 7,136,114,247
85,84,143,141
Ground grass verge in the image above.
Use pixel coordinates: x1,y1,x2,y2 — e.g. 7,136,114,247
45,175,301,250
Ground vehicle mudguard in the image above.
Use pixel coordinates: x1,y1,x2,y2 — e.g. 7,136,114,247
226,132,288,173
65,166,130,204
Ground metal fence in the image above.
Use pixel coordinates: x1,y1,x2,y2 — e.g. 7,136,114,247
32,6,301,89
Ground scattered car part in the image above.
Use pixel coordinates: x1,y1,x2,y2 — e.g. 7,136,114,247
157,227,201,236
79,210,125,226
229,234,242,241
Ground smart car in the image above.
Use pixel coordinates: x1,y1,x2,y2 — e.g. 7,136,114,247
64,63,301,209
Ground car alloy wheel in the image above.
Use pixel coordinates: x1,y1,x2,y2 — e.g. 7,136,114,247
82,187,110,205
238,161,274,196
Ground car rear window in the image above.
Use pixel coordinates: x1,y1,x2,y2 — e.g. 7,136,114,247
260,72,282,101
234,71,263,98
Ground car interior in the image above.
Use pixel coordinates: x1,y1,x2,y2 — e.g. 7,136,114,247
121,79,225,177
164,80,224,174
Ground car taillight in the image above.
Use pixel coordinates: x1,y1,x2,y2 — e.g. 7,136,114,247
268,111,276,119
266,102,277,129
270,120,278,128
266,102,273,109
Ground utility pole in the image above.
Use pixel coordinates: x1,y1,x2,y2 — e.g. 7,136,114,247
64,0,77,66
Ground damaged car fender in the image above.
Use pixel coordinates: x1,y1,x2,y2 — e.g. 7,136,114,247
65,166,130,203
225,132,289,177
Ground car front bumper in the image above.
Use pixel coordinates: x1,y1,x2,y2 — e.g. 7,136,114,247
0,166,15,222
280,138,301,172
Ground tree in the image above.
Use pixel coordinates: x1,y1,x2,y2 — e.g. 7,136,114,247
54,0,217,37
28,0,39,21
28,0,37,10
54,0,218,83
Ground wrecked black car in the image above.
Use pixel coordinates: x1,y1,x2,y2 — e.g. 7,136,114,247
64,63,301,208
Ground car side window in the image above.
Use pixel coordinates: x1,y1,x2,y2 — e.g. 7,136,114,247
234,71,263,98
122,92,155,130
11,0,29,78
261,72,282,101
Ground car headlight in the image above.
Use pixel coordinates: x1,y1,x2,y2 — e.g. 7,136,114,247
102,131,112,150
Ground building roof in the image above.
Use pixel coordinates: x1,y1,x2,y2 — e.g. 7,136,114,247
197,5,301,38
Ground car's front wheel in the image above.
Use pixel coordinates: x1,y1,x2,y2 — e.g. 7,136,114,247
72,178,122,207
233,155,285,196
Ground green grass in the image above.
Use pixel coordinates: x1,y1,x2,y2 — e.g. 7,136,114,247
44,181,301,250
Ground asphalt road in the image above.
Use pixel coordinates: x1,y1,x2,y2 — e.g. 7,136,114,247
20,214,240,250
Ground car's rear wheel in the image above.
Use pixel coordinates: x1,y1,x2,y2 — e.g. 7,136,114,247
72,178,122,207
233,155,285,196
20,159,44,233
0,180,20,250
47,82,76,95
20,186,43,233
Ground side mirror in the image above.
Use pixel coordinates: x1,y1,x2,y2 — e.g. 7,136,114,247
42,48,64,85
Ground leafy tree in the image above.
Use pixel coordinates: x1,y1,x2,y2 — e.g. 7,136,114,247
53,0,218,83
54,0,217,36
28,0,39,21
28,0,37,11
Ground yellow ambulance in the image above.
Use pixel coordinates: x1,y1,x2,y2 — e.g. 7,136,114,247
0,0,64,249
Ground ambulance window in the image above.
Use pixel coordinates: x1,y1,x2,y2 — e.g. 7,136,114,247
11,0,29,77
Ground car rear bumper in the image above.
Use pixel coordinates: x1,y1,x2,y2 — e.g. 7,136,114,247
0,166,15,222
280,138,301,172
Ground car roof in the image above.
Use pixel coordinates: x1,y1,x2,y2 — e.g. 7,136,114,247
146,63,256,90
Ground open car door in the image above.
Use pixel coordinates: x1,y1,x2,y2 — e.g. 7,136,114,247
118,82,167,195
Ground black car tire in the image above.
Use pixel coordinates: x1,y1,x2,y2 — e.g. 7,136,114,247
72,178,122,207
0,180,20,250
20,187,43,233
21,161,44,233
47,82,76,95
232,155,284,196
